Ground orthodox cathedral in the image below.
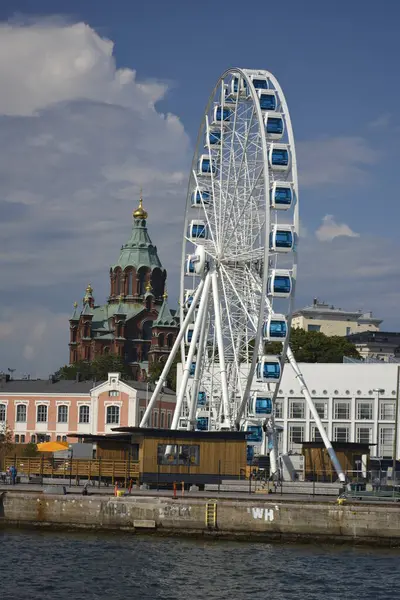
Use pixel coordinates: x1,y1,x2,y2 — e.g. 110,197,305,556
68,195,178,381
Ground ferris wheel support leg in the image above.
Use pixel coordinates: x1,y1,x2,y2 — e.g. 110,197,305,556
286,345,346,483
188,297,210,430
139,278,206,428
211,272,231,428
171,273,212,430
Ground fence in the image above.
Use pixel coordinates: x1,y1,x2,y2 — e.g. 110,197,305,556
3,456,139,486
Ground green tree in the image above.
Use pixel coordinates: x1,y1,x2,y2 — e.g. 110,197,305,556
55,355,131,381
265,328,360,363
0,423,14,454
22,442,39,457
148,356,178,391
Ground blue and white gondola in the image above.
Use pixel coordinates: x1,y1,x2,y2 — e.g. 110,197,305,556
269,225,295,252
191,187,211,207
256,355,281,383
198,154,216,175
257,89,277,111
270,182,293,210
263,314,288,341
268,143,290,171
264,113,284,140
212,105,232,124
188,220,208,241
267,269,292,298
249,393,273,418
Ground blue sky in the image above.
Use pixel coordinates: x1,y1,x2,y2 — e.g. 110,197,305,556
0,0,399,376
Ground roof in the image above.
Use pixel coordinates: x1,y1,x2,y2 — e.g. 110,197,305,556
154,297,177,327
293,299,382,324
0,378,176,395
79,427,248,441
111,214,162,271
302,441,373,450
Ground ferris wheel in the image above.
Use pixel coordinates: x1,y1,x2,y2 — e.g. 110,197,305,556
141,67,346,482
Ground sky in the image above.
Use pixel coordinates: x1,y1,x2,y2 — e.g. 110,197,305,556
0,0,400,377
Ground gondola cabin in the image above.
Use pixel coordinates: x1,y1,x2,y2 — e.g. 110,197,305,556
230,75,248,97
267,269,292,298
189,361,196,376
256,355,281,383
213,105,232,124
258,90,277,111
186,325,195,345
206,128,221,147
198,391,207,406
270,182,293,210
184,289,196,310
196,411,209,431
249,75,269,90
269,225,295,252
242,422,263,444
185,255,196,275
269,144,290,171
264,113,284,139
188,220,207,241
86,428,247,487
249,393,273,418
263,314,288,340
198,155,216,175
191,188,211,207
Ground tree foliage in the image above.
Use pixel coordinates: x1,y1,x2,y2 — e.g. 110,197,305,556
0,423,14,455
55,355,131,382
148,356,178,391
265,328,360,363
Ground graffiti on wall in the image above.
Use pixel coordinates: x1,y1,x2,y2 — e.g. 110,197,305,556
247,506,275,522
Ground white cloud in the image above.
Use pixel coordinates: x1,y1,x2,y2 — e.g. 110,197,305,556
368,113,391,130
298,136,378,187
0,20,191,376
315,214,360,242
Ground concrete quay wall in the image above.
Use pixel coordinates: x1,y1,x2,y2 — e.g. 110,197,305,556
1,492,400,545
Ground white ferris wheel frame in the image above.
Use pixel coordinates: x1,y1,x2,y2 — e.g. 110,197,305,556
140,67,346,483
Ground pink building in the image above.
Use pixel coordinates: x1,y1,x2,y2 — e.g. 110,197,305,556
0,373,176,443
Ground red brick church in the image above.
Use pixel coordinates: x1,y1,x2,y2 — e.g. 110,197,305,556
68,195,178,380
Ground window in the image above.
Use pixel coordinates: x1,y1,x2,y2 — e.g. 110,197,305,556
108,390,119,397
127,270,134,295
62,436,67,442
21,435,25,443
15,434,20,443
56,435,61,442
161,412,165,428
0,404,6,422
288,425,304,451
357,402,372,420
308,324,321,332
153,411,159,427
334,401,350,420
16,404,27,422
31,434,36,443
289,400,304,419
357,426,372,444
159,334,165,348
380,402,395,420
167,412,172,428
310,424,327,443
275,401,283,418
106,405,120,424
333,426,350,443
36,404,48,423
79,405,90,424
139,408,145,424
379,427,394,457
57,405,68,423
157,444,200,466
313,401,327,419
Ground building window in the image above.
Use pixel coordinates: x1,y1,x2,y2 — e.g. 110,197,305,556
0,404,6,422
56,435,61,442
15,434,20,443
36,404,48,423
313,401,327,419
380,402,395,420
79,405,90,424
289,400,305,419
159,333,165,348
167,334,173,349
308,324,321,332
161,412,165,428
16,404,27,423
334,401,350,420
31,435,36,443
108,390,119,397
346,326,351,335
379,427,394,457
106,405,120,424
21,434,25,443
288,424,304,451
153,411,159,427
275,401,283,418
157,444,200,466
333,426,350,443
57,405,68,423
167,412,172,428
356,426,372,444
139,408,145,424
357,402,372,420
62,436,67,442
310,424,327,442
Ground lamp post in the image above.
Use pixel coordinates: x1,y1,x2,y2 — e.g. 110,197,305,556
393,367,400,481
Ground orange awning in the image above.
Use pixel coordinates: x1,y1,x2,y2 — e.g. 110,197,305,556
37,441,69,452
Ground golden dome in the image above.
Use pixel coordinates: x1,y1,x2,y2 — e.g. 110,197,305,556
133,192,148,220
73,301,78,308
85,284,93,295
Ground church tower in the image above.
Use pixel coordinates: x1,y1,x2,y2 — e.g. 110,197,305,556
69,194,178,380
